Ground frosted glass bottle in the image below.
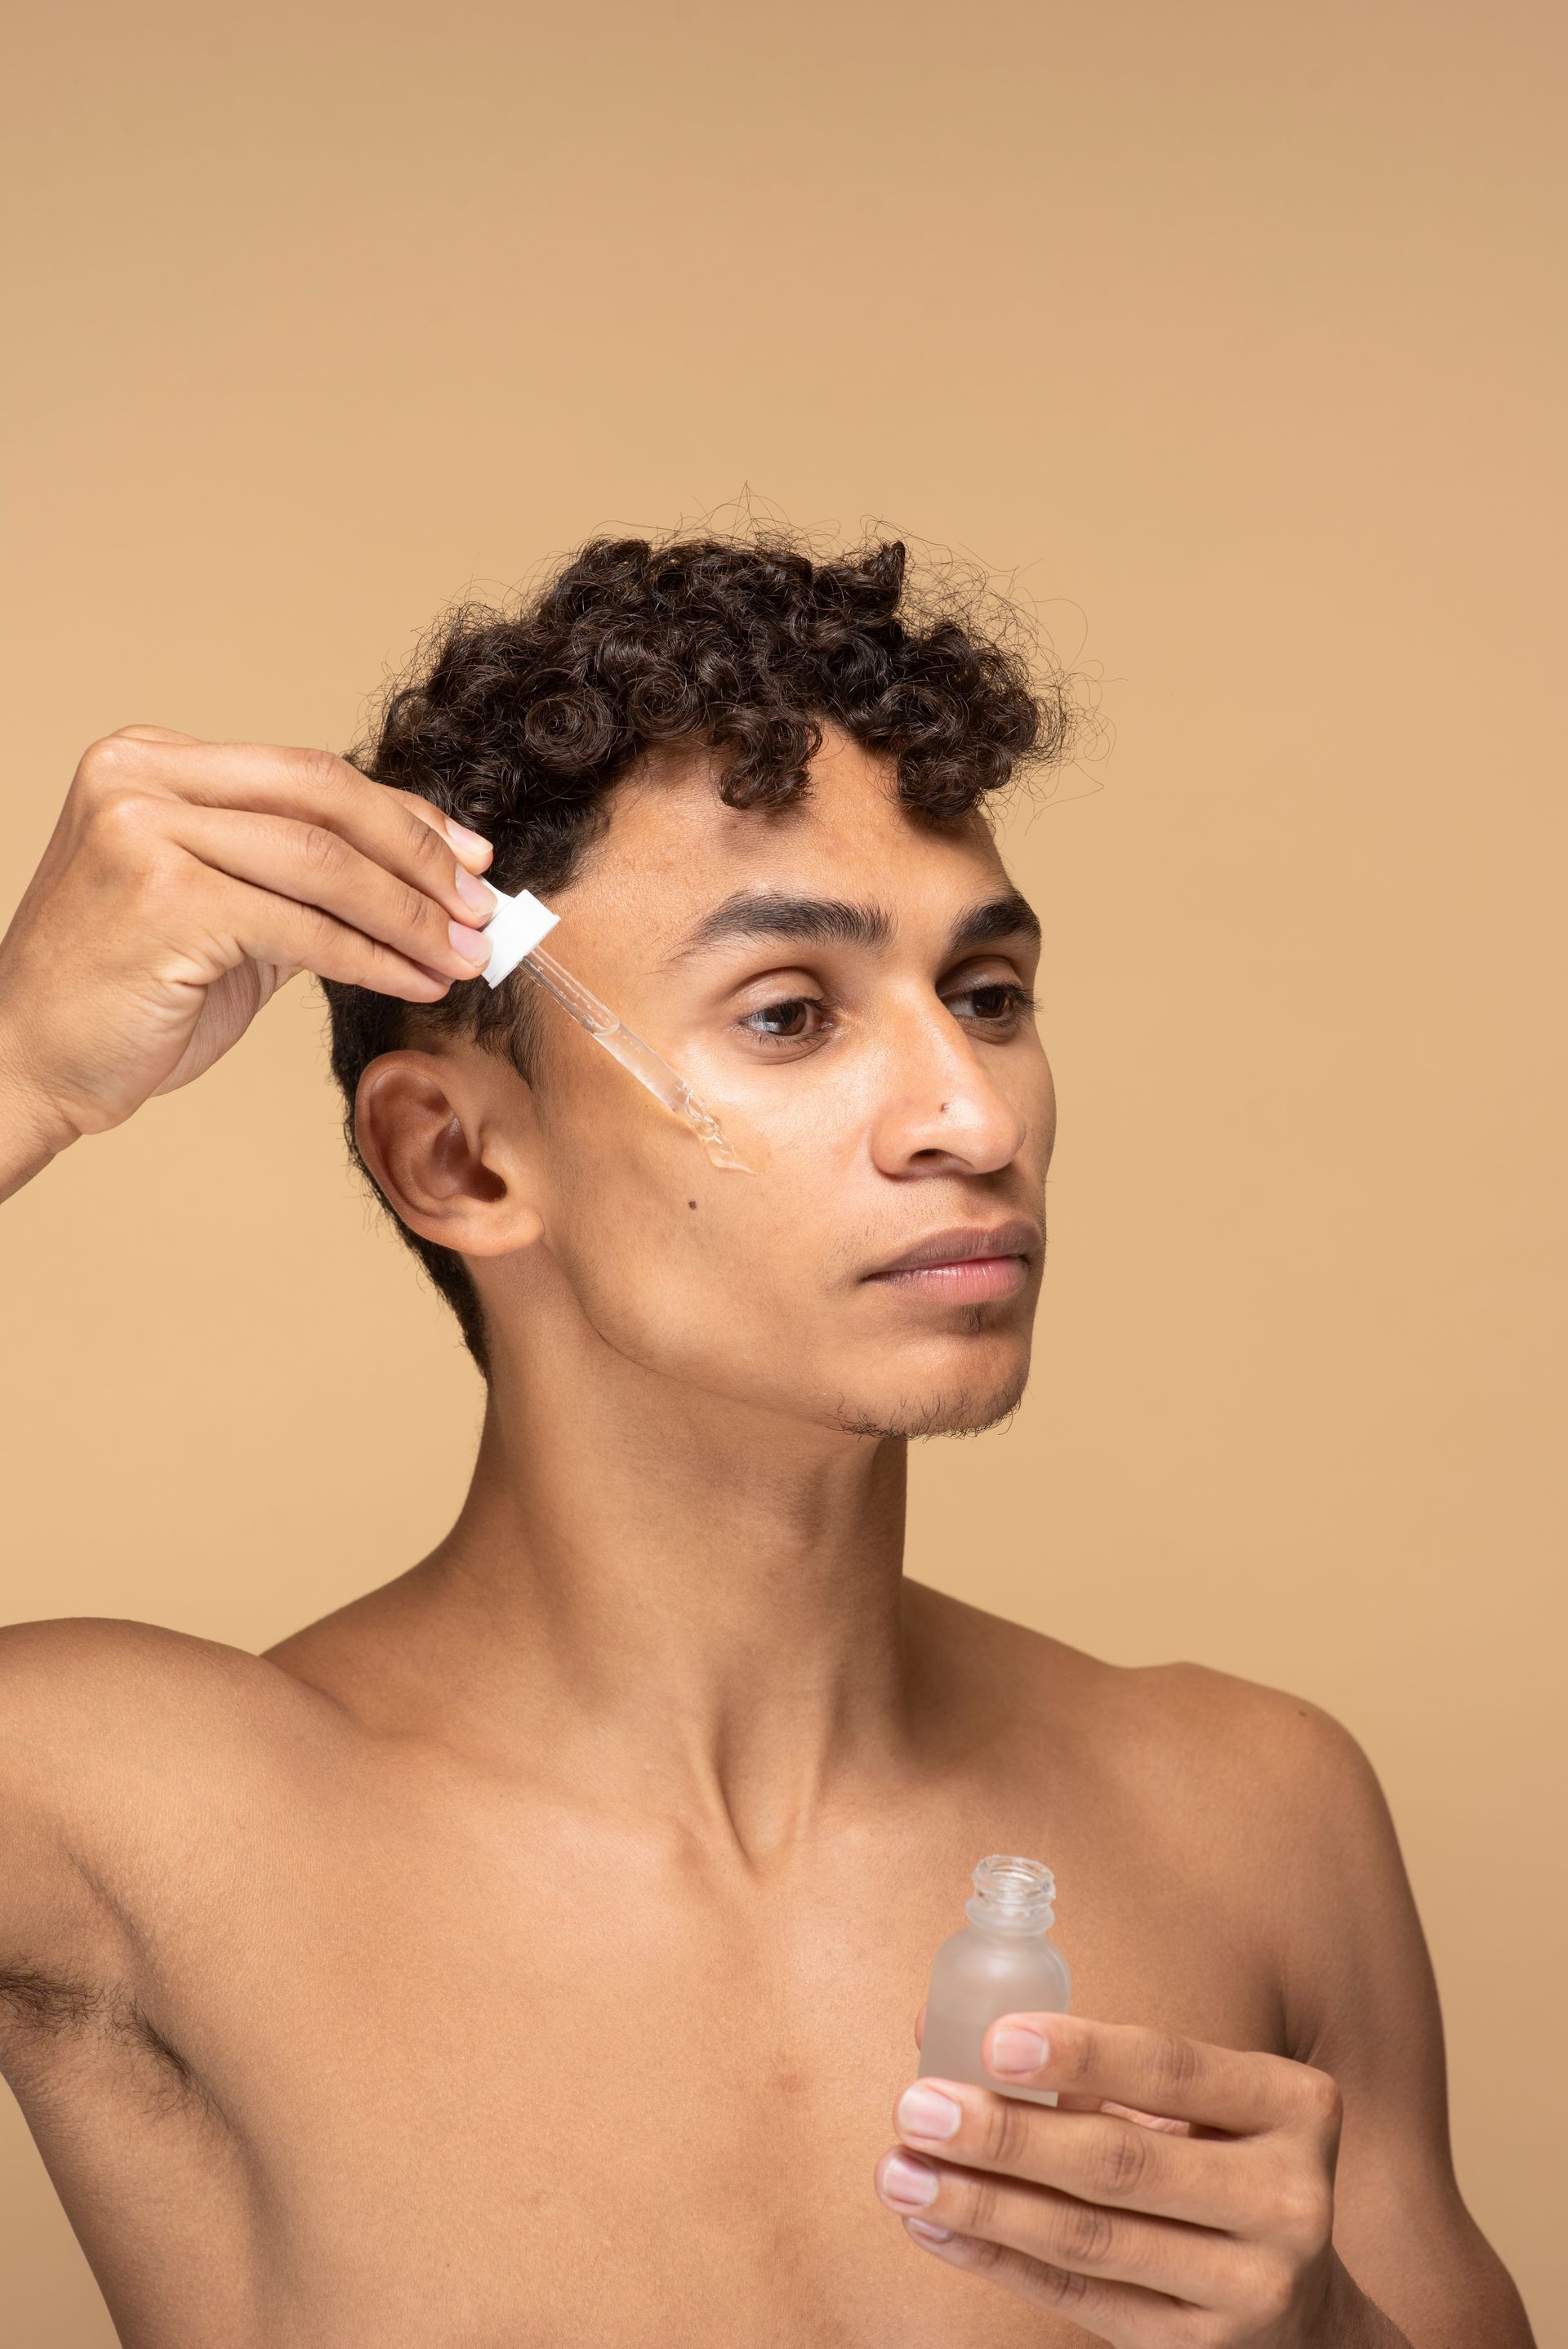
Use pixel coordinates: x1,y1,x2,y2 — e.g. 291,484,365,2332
920,1855,1071,2107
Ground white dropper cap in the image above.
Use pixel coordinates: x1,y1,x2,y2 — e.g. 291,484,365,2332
479,886,560,990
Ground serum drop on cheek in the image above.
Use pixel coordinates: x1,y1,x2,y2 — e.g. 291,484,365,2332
920,1855,1071,2106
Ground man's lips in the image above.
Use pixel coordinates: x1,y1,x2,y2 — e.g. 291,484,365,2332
862,1219,1040,1302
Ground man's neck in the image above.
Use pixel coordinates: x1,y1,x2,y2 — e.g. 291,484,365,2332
384,1299,923,1865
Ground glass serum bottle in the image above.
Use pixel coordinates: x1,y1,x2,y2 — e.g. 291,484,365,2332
920,1856,1071,2107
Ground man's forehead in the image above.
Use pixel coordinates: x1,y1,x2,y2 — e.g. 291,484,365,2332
571,734,1014,936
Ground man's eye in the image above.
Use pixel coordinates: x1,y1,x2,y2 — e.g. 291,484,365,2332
946,981,1036,1027
737,996,833,1049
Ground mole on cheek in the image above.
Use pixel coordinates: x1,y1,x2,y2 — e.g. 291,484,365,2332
688,1200,697,1210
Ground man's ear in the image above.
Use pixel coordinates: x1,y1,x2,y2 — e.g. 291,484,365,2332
352,1047,546,1259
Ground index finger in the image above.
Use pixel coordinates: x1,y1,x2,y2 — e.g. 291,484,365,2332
105,735,495,871
982,2011,1327,2137
106,738,495,929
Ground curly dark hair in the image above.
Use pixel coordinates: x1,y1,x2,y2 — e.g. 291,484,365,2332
321,525,1085,1379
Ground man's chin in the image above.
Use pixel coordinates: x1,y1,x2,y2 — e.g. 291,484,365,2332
828,1363,1031,1442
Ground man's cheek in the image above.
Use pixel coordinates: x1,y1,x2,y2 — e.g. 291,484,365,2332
541,1169,772,1344
573,1258,808,1400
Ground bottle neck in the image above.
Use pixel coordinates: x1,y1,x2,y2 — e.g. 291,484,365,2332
964,1853,1057,1936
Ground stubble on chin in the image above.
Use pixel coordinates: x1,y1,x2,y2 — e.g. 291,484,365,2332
828,1339,1033,1443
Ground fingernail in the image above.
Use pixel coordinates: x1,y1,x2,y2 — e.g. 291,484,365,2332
898,2084,962,2140
448,920,492,966
990,2026,1049,2075
446,817,492,860
880,2151,938,2209
454,866,497,917
906,2218,954,2242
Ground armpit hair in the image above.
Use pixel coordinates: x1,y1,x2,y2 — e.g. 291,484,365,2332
0,1960,228,2127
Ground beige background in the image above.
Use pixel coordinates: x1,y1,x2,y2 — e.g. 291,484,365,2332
3,0,1564,2338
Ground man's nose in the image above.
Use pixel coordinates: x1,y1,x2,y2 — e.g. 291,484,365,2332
867,1007,1031,1177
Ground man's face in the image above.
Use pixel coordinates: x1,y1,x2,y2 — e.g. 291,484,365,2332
493,728,1054,1437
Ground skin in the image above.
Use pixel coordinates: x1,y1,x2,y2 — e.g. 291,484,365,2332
0,721,1535,2349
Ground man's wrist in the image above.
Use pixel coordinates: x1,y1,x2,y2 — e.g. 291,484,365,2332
1316,2256,1413,2349
0,1034,78,1200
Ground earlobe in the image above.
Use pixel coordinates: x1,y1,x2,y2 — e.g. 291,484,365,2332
353,1050,546,1259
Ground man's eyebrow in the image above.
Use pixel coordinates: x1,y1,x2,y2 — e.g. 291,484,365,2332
664,887,1042,965
665,892,894,961
946,889,1041,957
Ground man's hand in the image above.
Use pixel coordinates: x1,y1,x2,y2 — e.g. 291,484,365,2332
0,727,499,1183
874,2007,1410,2347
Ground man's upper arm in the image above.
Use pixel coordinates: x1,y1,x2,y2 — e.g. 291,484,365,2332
0,1620,124,2028
0,1617,213,2007
1255,1687,1535,2344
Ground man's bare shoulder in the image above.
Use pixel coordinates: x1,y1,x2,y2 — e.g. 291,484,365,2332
0,1614,344,1801
1094,1651,1382,1805
906,1583,1388,1863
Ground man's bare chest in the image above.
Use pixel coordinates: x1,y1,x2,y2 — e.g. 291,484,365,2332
23,1771,1283,2349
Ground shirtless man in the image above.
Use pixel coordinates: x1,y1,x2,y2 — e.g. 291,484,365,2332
0,533,1534,2347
